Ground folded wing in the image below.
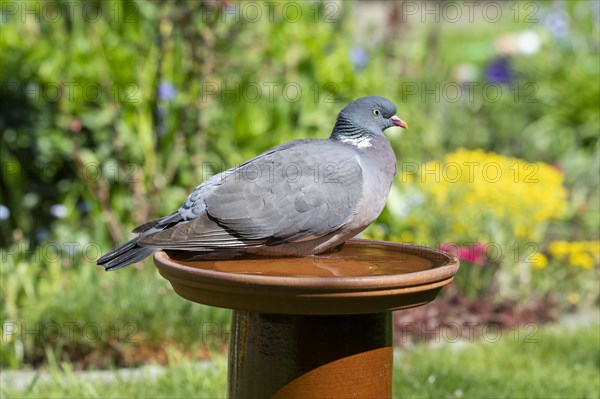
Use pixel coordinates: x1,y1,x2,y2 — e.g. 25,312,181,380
139,140,363,249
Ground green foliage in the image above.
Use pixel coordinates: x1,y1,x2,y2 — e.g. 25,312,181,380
1,242,230,369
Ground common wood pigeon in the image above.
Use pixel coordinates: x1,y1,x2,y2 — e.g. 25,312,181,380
97,96,407,271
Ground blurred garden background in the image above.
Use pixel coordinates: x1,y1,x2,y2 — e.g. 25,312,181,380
1,0,599,397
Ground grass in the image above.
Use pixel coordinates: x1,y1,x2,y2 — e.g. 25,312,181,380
1,357,228,398
393,322,600,398
1,256,232,369
2,322,598,399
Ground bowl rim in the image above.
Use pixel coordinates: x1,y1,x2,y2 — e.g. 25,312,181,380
153,239,460,292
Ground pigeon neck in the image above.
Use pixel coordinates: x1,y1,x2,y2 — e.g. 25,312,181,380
330,115,375,142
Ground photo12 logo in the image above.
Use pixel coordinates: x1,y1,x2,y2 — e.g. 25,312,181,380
1,80,140,104
401,82,539,104
1,1,140,24
398,321,540,344
1,160,140,185
399,1,539,24
200,1,340,24
2,321,138,344
399,160,540,184
200,81,339,103
2,241,103,264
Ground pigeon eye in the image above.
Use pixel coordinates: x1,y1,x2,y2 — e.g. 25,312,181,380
373,109,381,116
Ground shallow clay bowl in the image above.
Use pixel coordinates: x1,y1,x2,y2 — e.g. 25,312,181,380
153,239,459,315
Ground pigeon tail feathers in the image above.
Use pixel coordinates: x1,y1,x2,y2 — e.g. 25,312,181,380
96,234,156,271
97,212,185,271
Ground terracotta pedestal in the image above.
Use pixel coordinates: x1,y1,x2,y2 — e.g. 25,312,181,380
154,239,459,398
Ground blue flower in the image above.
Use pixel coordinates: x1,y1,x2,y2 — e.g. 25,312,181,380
349,46,369,70
0,204,9,220
77,201,91,214
35,228,50,242
544,10,569,38
50,204,68,219
485,57,516,84
158,81,176,101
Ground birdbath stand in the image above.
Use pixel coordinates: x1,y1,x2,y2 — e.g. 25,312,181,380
154,239,459,398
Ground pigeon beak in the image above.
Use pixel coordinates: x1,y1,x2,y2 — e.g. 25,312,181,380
390,115,408,129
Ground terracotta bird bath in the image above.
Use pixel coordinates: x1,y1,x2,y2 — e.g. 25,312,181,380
154,239,459,398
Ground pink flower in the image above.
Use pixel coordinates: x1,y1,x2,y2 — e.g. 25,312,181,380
440,243,487,266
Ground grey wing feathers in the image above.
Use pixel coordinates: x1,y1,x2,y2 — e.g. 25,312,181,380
139,140,363,249
131,212,181,234
138,212,265,249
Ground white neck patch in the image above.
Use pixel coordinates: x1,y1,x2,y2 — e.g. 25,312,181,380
340,136,372,148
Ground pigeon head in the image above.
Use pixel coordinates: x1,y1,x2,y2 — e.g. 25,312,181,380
330,96,407,143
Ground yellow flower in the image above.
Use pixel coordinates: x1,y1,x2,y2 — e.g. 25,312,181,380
530,252,548,270
407,149,568,242
548,241,570,258
567,292,580,304
514,226,527,237
569,252,595,269
548,240,600,269
452,223,467,234
398,231,415,243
